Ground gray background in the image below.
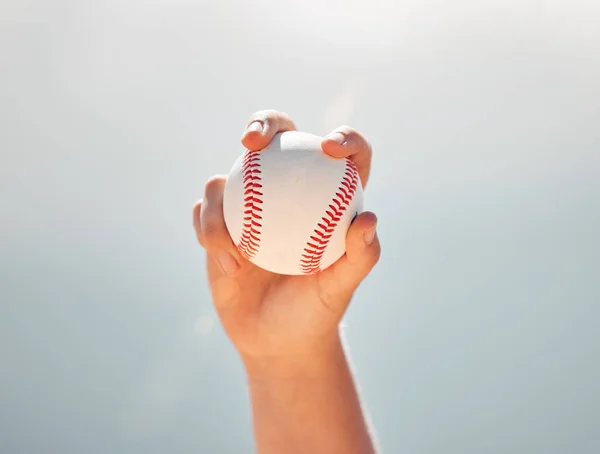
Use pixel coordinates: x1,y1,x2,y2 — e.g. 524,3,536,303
1,0,599,453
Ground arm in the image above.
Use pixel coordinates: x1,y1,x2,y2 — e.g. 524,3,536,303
194,110,380,454
243,333,377,454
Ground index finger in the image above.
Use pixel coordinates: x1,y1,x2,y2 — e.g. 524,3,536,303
241,110,297,151
322,126,372,189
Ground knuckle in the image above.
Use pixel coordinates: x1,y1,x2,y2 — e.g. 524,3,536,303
247,110,296,131
277,112,296,130
337,124,354,134
201,216,225,240
204,175,226,194
248,109,279,124
340,127,372,155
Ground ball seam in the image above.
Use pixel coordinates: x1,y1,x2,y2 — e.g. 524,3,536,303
299,158,360,274
237,151,263,259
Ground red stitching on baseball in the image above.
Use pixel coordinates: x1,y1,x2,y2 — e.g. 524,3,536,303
237,151,263,260
300,158,360,274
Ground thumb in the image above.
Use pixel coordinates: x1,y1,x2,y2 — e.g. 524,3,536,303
319,211,381,309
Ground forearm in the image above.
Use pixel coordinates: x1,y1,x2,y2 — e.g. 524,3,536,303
243,333,377,454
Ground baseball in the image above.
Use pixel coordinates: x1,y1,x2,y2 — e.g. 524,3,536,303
223,131,364,275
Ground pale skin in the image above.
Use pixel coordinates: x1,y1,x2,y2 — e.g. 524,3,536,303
193,110,381,454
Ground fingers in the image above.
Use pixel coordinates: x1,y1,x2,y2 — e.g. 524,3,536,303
342,211,380,271
322,126,372,189
194,175,243,276
241,110,297,151
319,212,380,312
240,112,372,188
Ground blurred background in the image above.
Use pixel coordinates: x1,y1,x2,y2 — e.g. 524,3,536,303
1,0,599,452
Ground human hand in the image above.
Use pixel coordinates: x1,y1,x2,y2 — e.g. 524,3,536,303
193,110,380,376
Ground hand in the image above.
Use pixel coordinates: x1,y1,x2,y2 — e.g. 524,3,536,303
193,110,380,375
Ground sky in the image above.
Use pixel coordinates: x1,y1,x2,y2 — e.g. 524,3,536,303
1,0,599,452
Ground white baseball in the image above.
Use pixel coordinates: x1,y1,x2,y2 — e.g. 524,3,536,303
223,131,364,275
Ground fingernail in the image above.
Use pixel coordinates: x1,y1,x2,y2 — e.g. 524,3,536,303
246,121,263,134
363,226,377,246
325,132,346,145
217,251,240,275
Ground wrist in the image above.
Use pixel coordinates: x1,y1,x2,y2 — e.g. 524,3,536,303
241,331,346,382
